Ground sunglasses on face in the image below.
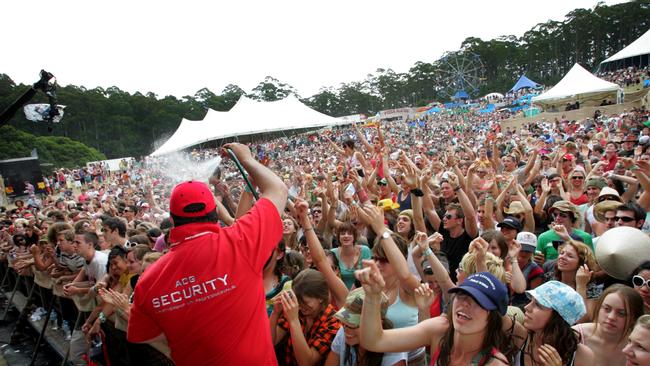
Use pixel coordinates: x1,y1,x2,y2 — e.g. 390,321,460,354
598,195,618,203
552,212,570,219
632,275,650,289
311,210,321,214
343,323,360,330
571,176,584,180
444,213,456,220
615,215,635,223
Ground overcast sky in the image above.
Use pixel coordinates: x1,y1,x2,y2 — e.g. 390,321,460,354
1,0,626,99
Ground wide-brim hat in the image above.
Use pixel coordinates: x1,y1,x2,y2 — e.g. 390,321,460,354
593,200,623,223
596,226,650,280
548,201,581,223
504,201,525,215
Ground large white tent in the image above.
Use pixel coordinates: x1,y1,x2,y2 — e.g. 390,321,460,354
532,63,622,107
151,95,345,156
599,28,650,70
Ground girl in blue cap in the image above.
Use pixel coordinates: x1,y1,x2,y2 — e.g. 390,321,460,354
356,260,511,366
509,280,596,366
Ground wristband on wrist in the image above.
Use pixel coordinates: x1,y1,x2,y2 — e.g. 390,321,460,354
423,247,433,257
411,188,424,197
358,189,369,203
303,227,314,232
453,186,461,192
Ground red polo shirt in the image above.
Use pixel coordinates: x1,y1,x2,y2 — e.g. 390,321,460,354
128,198,282,366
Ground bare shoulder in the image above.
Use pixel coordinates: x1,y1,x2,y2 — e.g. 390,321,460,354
419,316,450,338
575,343,596,365
572,322,595,337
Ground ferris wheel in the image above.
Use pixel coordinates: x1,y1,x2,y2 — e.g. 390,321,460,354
434,51,485,100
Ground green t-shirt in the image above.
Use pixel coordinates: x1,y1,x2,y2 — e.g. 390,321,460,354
536,229,594,260
332,246,372,289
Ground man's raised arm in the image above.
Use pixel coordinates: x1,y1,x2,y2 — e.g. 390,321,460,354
223,143,288,215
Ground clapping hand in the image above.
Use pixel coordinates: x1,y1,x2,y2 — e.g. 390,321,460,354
415,231,428,251
508,240,522,258
278,289,300,323
428,232,443,252
576,264,593,288
355,203,386,235
540,178,550,193
414,282,435,310
469,237,489,259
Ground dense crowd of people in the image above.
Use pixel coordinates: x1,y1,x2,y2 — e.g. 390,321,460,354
597,65,650,88
1,96,650,365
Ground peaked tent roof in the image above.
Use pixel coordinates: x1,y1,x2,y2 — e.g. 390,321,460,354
509,75,541,93
600,28,650,64
532,63,621,105
150,95,345,156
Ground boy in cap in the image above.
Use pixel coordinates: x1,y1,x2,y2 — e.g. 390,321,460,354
128,143,288,366
535,201,593,264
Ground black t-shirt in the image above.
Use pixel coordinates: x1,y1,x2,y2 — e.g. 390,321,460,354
438,227,473,282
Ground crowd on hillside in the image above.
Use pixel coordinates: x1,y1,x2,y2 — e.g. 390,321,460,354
597,65,650,88
1,100,650,366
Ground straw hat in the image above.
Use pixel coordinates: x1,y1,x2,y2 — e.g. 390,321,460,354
504,201,526,215
593,200,623,223
595,227,650,280
548,200,582,224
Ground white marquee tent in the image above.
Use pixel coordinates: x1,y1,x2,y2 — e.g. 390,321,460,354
599,28,650,70
151,95,346,156
532,63,622,107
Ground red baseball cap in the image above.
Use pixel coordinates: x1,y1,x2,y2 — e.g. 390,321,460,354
169,181,216,217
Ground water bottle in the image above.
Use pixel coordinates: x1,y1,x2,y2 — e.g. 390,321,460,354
49,311,58,330
62,320,71,341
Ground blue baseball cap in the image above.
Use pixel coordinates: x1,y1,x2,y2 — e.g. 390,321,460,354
449,272,509,316
526,281,586,325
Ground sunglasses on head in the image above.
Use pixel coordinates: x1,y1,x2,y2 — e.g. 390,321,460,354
632,275,650,289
